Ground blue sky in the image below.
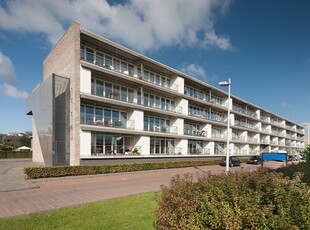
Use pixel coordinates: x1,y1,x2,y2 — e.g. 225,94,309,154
0,0,309,134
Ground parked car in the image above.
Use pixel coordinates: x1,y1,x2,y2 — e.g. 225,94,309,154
220,156,241,167
247,155,261,164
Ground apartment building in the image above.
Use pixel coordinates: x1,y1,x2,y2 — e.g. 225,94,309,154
26,22,305,166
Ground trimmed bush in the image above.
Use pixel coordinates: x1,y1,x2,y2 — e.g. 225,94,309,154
0,151,32,159
155,169,310,229
24,160,221,179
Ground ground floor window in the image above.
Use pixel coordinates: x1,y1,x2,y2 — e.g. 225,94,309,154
150,137,177,155
188,140,203,154
91,134,133,155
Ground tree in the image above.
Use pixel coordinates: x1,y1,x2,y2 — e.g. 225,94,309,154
0,142,14,153
300,144,310,161
19,134,31,147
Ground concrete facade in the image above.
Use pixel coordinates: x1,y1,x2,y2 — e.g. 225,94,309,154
27,22,305,166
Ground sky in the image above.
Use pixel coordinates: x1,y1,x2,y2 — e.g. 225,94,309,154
0,0,309,134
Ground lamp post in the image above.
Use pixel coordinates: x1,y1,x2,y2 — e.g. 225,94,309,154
302,122,310,147
219,78,231,175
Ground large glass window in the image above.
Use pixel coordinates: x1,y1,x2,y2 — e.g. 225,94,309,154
128,89,134,103
121,87,127,101
113,59,120,72
104,109,111,126
95,108,103,122
121,61,128,73
86,48,94,63
105,55,112,67
96,80,104,96
95,52,104,66
86,106,94,124
150,137,175,155
105,83,112,98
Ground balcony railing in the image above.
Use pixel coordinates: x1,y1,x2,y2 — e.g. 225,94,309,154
188,148,210,155
211,133,226,139
92,145,141,156
184,90,226,107
249,150,260,155
232,106,258,119
232,135,245,141
189,112,225,123
81,50,180,92
81,115,134,130
247,137,259,143
91,85,183,114
141,74,178,92
234,120,259,130
260,139,270,144
184,129,207,137
150,147,182,155
144,125,178,134
214,148,226,155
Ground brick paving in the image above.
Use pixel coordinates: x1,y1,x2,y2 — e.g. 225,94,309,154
0,159,286,219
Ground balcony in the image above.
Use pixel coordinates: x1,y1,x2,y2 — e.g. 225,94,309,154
150,147,182,155
234,120,259,130
232,106,258,119
232,135,245,142
81,115,134,130
184,89,226,107
188,148,210,155
144,125,178,134
247,137,258,143
211,133,226,139
184,129,206,137
81,49,179,92
92,145,141,156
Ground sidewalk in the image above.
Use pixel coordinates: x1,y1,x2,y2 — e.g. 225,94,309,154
0,160,286,219
0,159,41,192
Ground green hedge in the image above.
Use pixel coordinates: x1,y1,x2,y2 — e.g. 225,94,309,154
155,169,310,229
0,151,32,159
24,160,221,179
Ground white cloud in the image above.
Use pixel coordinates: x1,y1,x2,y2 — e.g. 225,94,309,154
0,0,233,51
181,64,208,81
0,51,28,99
0,51,15,84
0,83,29,99
201,30,232,50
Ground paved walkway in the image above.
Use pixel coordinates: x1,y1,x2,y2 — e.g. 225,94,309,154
0,159,41,192
0,159,286,219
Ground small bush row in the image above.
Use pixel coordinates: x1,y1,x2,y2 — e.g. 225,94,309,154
155,168,310,230
0,151,32,159
24,160,221,179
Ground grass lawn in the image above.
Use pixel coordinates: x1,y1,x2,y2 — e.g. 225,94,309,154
0,192,157,230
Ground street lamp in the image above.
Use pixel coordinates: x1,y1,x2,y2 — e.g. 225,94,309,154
301,122,310,147
219,78,231,175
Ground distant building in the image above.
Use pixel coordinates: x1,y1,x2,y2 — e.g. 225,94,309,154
26,21,305,166
1,135,22,148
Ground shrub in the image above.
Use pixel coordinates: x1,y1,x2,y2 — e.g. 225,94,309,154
275,161,310,186
0,151,32,159
24,160,221,179
155,169,310,229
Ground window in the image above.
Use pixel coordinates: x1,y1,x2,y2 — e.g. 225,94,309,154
95,52,104,66
105,55,112,68
121,61,128,74
113,59,120,72
128,64,134,76
86,106,94,124
86,48,94,63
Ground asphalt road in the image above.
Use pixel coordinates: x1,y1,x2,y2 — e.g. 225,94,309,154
0,159,287,218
